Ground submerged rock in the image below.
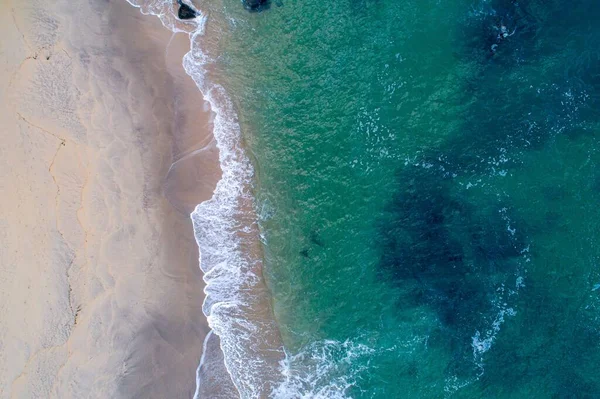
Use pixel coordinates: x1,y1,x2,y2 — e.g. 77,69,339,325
243,0,269,11
177,1,198,20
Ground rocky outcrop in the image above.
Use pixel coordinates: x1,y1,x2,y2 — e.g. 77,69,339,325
177,0,198,19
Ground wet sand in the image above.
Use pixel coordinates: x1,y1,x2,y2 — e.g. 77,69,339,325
0,0,224,397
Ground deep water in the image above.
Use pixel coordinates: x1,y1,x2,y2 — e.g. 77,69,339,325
212,0,600,396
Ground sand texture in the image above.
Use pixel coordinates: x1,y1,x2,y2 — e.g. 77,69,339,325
0,0,224,397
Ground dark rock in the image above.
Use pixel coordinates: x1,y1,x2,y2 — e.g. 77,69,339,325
243,0,270,12
177,1,198,20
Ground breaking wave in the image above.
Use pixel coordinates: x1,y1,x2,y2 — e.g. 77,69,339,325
125,0,284,397
272,339,376,399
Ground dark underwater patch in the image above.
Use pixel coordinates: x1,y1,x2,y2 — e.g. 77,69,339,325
475,277,600,396
458,0,539,64
309,230,325,247
437,0,600,175
300,248,310,258
377,163,525,377
349,0,382,12
243,0,272,12
376,0,600,388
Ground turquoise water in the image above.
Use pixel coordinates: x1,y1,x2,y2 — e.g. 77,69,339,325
207,0,600,396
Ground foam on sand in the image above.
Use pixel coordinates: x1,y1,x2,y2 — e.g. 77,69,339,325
0,0,220,397
125,0,286,397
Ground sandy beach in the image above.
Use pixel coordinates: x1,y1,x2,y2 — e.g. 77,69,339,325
0,0,227,397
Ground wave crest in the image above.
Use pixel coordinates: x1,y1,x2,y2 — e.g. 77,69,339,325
125,1,284,397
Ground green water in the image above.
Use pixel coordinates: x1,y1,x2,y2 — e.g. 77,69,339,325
213,0,600,396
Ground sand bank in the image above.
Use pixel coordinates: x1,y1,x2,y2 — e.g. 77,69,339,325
0,0,227,397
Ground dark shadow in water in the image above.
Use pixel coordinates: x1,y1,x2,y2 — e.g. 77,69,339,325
460,0,539,62
299,248,310,258
476,276,600,397
376,0,600,391
349,0,381,12
243,0,273,12
378,163,526,379
309,230,325,247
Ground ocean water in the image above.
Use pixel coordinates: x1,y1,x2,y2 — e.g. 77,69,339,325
129,0,600,397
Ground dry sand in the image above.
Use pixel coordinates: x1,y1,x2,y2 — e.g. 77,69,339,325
0,0,228,397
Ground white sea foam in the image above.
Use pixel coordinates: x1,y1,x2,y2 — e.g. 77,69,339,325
124,1,285,397
271,339,376,399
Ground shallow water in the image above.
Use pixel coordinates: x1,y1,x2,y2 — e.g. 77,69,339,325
134,0,600,397
211,0,600,397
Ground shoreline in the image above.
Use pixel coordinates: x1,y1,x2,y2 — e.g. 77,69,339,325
0,0,225,397
129,0,288,395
